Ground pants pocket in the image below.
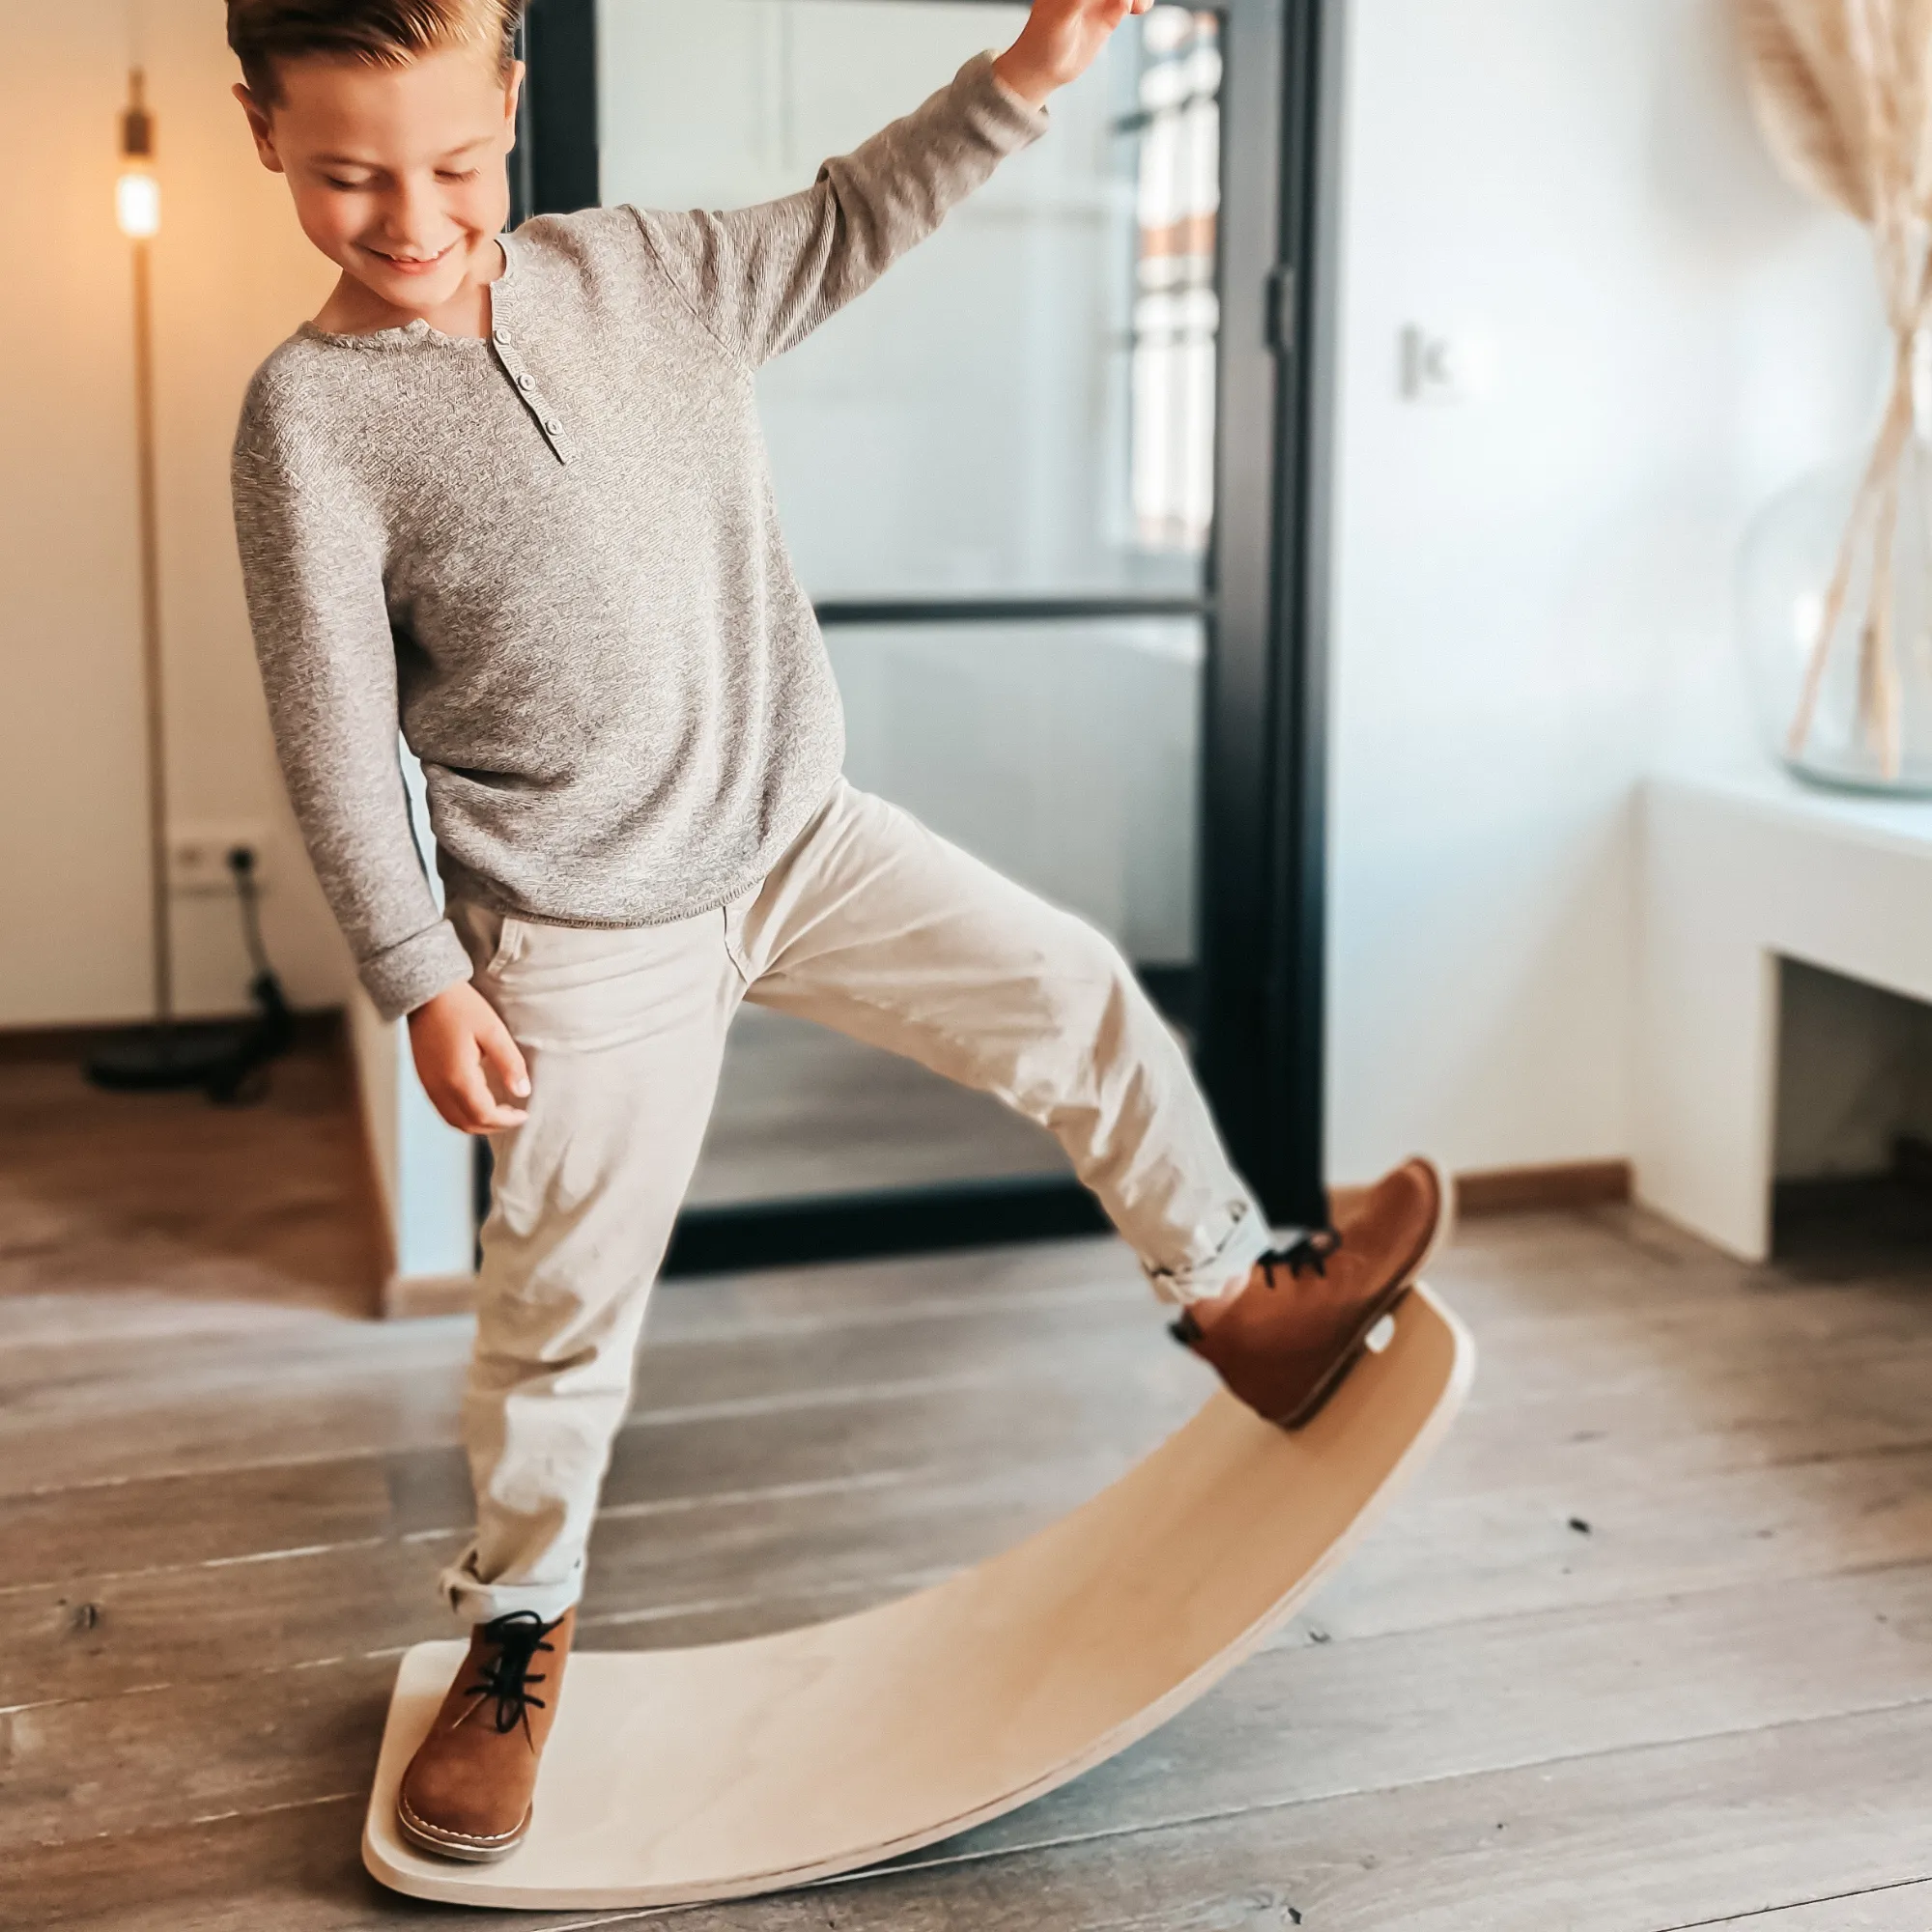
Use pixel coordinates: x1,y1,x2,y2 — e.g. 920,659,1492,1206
484,915,525,978
449,901,523,980
722,885,761,983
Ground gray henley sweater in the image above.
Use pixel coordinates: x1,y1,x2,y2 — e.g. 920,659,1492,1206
232,54,1045,1021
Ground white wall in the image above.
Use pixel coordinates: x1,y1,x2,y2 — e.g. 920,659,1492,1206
1323,0,1887,1182
1,4,353,1027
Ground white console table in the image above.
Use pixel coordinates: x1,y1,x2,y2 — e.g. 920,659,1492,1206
1636,760,1932,1261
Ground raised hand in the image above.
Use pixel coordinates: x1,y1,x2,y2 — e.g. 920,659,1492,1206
993,0,1156,107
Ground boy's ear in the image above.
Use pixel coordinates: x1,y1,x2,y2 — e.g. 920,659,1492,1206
503,59,526,145
233,81,286,173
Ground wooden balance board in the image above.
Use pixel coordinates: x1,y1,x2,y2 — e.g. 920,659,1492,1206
363,1280,1474,1911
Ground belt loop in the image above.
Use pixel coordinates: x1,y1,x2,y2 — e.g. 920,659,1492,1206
722,895,753,984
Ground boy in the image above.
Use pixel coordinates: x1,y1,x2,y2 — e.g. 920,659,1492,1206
227,0,1444,1863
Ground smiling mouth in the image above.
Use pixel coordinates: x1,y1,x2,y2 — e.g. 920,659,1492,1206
369,240,459,273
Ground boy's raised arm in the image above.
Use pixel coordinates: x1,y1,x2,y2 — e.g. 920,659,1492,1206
232,400,472,1025
630,0,1150,369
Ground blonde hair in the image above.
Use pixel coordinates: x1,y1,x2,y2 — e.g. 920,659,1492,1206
226,0,526,106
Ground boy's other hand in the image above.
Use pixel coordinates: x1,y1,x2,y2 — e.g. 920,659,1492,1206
994,0,1155,108
408,980,532,1135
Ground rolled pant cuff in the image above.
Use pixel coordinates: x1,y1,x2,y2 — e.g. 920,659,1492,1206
440,1553,583,1628
1146,1199,1276,1306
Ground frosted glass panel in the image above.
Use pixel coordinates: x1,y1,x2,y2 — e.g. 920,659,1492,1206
829,618,1202,964
598,1,1220,599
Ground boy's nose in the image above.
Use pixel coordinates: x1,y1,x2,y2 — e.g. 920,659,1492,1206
375,178,454,252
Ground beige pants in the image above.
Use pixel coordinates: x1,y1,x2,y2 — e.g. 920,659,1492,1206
440,780,1270,1622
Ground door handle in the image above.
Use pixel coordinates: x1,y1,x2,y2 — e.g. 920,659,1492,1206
1265,264,1295,356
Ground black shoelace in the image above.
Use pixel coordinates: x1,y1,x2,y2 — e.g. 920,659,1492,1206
1169,1227,1343,1347
466,1610,559,1739
1256,1226,1342,1287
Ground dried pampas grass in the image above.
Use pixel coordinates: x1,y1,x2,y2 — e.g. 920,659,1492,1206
1739,0,1932,777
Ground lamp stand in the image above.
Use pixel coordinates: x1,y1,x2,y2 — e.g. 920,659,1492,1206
87,68,264,1095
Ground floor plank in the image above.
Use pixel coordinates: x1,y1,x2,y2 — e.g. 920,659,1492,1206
0,1362,1186,1593
18,1702,1932,1932
21,1314,1932,1723
668,1701,1932,1932
0,1264,1185,1500
15,1537,1932,1868
0,1049,381,1316
19,1405,1932,1718
1675,1882,1932,1929
4,1796,622,1932
2,1450,1133,1712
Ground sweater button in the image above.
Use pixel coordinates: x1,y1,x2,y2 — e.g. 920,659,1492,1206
517,373,534,390
545,418,563,435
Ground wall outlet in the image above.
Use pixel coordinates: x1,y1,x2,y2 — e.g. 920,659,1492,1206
167,823,273,896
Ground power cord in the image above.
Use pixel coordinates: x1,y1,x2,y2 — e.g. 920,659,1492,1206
204,845,295,1104
84,842,297,1101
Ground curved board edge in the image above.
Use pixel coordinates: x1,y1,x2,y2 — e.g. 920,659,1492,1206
364,1281,1475,1910
753,1283,1480,1898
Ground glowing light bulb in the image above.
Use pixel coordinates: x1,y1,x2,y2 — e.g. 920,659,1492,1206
117,167,160,239
118,69,158,239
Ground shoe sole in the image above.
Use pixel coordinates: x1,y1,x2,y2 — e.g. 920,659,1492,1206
1273,1155,1453,1432
396,1792,532,1864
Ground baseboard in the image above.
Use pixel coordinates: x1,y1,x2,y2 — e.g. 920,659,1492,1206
1330,1159,1631,1226
0,1010,342,1063
1450,1159,1631,1217
0,1023,107,1063
383,1270,482,1321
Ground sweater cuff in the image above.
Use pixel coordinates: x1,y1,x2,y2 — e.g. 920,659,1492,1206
957,49,1051,149
360,919,473,1022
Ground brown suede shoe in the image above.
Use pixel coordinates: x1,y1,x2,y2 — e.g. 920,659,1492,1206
1173,1156,1449,1430
396,1607,575,1862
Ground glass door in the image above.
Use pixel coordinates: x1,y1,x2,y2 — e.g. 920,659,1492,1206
519,0,1326,1264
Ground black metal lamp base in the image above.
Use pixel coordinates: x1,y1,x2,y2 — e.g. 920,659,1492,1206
84,1020,256,1093
84,973,297,1102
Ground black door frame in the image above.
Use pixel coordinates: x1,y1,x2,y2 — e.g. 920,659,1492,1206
505,0,1343,1270
1199,0,1342,1233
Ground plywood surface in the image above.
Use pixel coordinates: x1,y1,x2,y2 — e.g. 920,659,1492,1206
362,1285,1472,1908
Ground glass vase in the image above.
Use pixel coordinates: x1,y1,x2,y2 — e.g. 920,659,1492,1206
1739,347,1932,796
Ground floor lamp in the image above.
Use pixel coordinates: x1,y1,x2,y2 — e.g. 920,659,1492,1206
87,69,287,1096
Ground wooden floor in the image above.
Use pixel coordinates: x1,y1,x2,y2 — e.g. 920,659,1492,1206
8,1043,1932,1929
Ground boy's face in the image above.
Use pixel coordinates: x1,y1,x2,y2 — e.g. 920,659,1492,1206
237,44,523,316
